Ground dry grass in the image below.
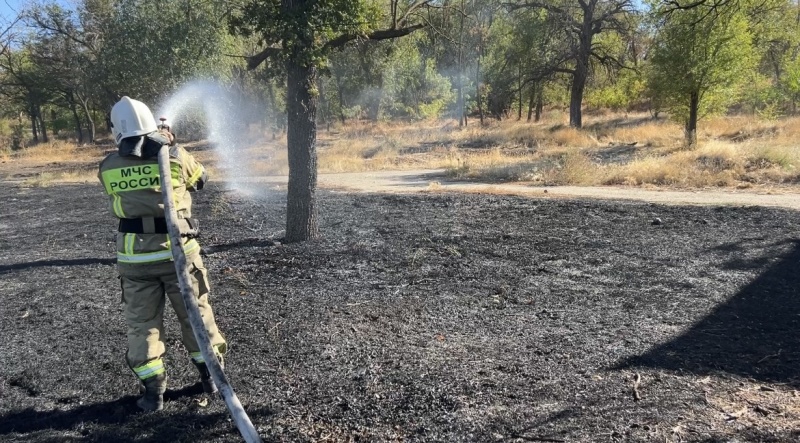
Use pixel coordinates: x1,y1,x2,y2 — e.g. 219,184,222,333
318,114,800,189
12,140,107,163
550,127,598,148
546,152,608,186
3,114,799,191
318,121,457,173
21,168,97,187
705,378,800,434
603,121,684,148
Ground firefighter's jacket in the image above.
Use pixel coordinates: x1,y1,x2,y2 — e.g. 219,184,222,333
98,144,207,266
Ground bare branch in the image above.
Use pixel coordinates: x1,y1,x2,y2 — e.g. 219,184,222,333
504,1,568,17
27,10,93,51
662,0,733,12
1,14,20,39
324,23,426,51
398,0,433,28
246,47,281,70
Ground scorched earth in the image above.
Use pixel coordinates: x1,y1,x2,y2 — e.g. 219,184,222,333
1,179,799,442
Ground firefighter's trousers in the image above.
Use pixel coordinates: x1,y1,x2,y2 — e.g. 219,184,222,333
118,254,227,381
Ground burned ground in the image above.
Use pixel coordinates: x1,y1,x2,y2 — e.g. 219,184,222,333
1,180,799,442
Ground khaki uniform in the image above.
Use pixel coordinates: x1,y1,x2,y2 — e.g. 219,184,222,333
98,144,226,382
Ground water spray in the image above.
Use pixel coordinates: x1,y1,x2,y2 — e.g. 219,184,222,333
155,80,270,441
156,80,281,198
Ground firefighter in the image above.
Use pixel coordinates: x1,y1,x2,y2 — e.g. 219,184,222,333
98,96,227,411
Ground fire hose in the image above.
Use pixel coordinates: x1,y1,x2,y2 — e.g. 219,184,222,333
157,146,263,443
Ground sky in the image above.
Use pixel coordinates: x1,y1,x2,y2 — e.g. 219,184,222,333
1,0,75,25
1,0,24,23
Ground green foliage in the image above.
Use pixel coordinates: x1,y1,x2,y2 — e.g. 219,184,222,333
586,69,647,111
648,4,757,122
382,38,455,120
229,0,376,66
100,0,237,103
2,0,799,147
783,53,800,105
414,62,456,119
585,31,647,111
324,35,455,121
0,118,13,137
741,70,783,116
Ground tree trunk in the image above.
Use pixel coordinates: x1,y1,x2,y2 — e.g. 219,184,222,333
527,85,535,122
685,90,699,147
13,112,24,150
456,73,466,127
29,100,39,143
79,94,95,143
535,89,543,123
37,104,48,143
476,57,484,125
570,13,594,129
66,91,84,144
517,67,523,121
284,57,319,242
457,0,466,127
30,113,39,143
82,107,94,143
569,60,588,128
332,68,347,125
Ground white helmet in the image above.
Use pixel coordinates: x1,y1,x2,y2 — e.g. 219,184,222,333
110,96,157,145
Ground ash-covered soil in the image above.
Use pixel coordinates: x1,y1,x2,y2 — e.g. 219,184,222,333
1,181,800,443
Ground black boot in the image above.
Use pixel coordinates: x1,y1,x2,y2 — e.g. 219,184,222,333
193,356,223,394
137,373,167,411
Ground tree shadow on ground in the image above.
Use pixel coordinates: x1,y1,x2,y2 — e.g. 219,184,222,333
0,258,115,274
618,239,800,386
581,115,659,132
491,408,579,442
0,384,191,436
0,383,272,442
202,238,278,255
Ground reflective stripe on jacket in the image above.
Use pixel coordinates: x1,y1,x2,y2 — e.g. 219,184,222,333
98,144,207,264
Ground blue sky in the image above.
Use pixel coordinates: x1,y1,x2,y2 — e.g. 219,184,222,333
2,0,77,33
1,0,75,24
1,0,24,23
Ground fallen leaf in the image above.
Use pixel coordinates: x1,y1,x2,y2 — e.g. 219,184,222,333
194,397,209,408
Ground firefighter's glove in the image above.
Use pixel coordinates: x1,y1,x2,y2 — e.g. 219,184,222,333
158,128,176,146
181,218,200,239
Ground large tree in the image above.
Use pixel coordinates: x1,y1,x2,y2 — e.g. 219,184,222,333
749,0,800,114
649,2,755,145
0,45,53,143
508,0,635,128
481,6,564,121
27,5,96,143
231,0,431,242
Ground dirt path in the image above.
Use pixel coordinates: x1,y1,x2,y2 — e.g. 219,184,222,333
4,159,800,210
247,169,800,210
